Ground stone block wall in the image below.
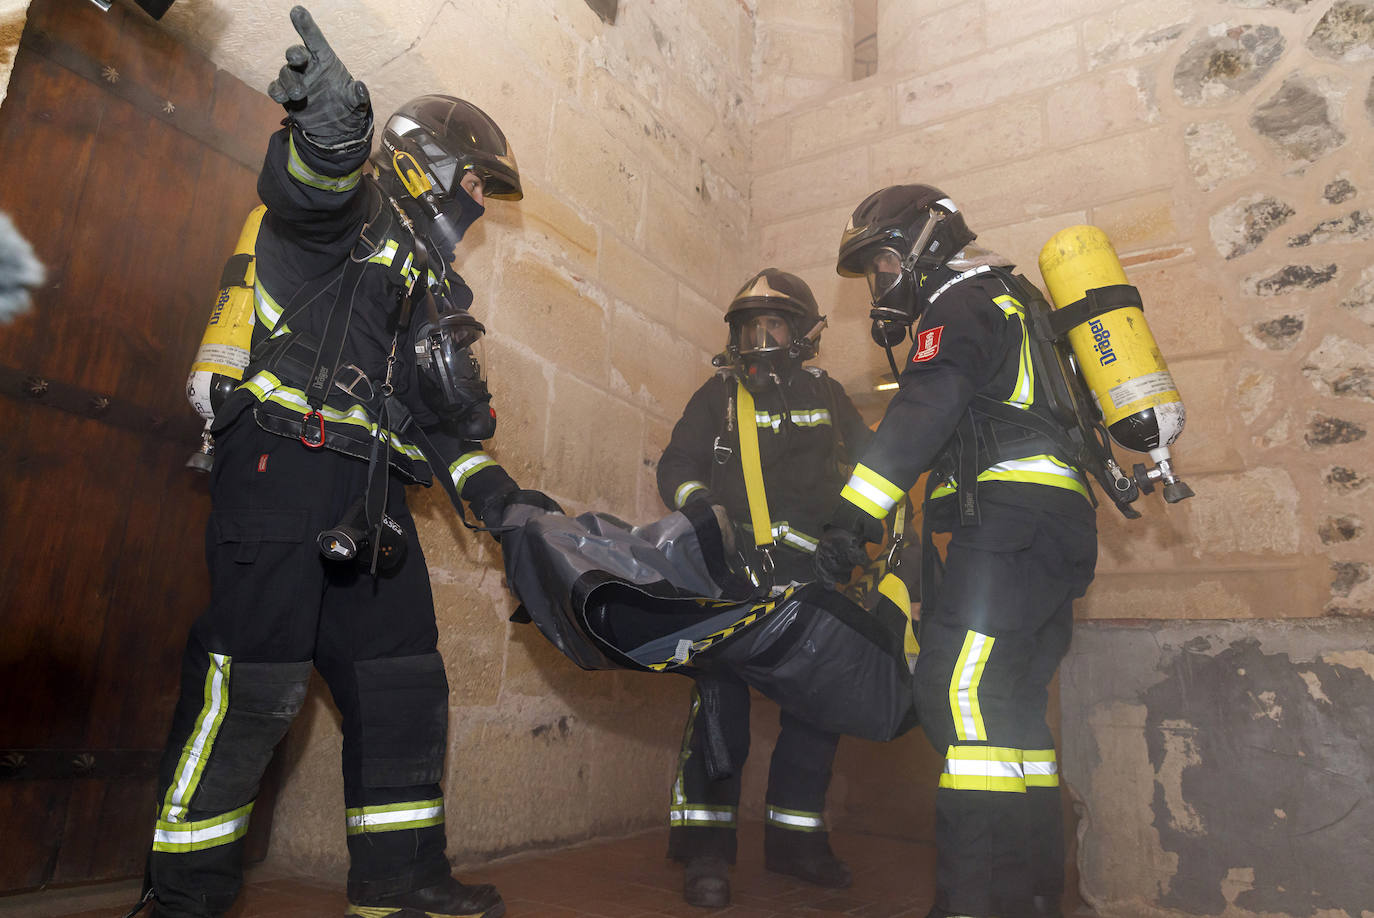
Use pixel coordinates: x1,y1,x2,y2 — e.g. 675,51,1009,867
3,0,1371,907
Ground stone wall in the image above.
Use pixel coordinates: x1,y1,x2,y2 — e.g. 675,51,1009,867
749,0,1373,913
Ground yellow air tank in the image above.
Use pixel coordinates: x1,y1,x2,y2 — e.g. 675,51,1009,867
185,205,266,471
1038,225,1192,503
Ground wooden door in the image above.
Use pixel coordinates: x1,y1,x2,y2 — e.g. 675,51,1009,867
0,0,281,891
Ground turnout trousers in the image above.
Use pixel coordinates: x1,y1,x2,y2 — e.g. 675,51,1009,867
913,501,1097,918
667,670,841,863
149,418,452,917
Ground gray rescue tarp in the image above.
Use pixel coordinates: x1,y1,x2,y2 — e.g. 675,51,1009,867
498,501,918,742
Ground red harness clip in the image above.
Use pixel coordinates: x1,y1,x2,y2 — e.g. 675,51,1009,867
300,410,326,448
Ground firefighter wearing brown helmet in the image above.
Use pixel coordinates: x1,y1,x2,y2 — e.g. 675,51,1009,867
657,268,873,908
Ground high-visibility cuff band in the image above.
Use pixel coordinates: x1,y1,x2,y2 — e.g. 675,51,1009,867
287,136,363,192
450,452,496,491
670,806,737,828
765,806,826,831
840,485,888,520
153,801,254,852
345,799,445,835
674,481,707,509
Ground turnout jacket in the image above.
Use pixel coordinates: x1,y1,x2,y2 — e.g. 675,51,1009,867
836,263,1092,534
658,367,871,556
213,122,514,508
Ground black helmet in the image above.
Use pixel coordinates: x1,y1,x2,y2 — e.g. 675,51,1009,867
375,95,521,256
720,269,826,390
836,184,976,344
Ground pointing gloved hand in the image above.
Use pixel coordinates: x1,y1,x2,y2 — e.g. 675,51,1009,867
267,6,372,150
812,525,871,587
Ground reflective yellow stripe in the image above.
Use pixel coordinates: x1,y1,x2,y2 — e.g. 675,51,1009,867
1024,749,1060,787
287,135,363,192
669,805,737,827
993,294,1034,406
766,805,826,831
982,454,1089,496
161,653,231,823
940,745,1026,793
345,799,445,835
931,456,1089,501
254,281,284,332
735,382,775,548
238,371,427,463
674,480,707,509
153,801,254,852
841,463,904,520
450,451,496,492
670,690,701,810
950,631,994,742
753,408,833,431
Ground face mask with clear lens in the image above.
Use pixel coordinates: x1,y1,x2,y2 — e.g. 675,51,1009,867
864,247,905,304
735,313,791,354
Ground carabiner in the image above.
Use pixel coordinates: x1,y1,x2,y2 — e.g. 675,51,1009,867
300,410,326,448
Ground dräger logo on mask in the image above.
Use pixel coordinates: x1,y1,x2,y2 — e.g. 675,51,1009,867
912,325,944,363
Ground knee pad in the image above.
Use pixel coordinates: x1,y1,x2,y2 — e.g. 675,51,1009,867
191,660,313,812
355,652,449,787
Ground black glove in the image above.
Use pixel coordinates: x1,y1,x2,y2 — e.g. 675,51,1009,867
267,6,371,149
505,489,564,517
682,487,715,508
472,485,562,533
813,525,870,587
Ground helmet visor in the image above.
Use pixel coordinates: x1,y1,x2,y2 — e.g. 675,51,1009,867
864,247,906,304
733,313,792,355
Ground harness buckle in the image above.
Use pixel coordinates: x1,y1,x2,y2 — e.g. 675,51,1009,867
333,364,375,402
300,410,326,448
712,436,733,464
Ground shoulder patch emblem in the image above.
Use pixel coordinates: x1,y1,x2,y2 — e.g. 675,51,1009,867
912,325,944,363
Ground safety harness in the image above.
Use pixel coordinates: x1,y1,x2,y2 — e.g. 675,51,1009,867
238,183,488,570
924,265,1142,529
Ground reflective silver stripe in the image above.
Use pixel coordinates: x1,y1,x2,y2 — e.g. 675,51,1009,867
254,282,283,332
1024,760,1059,779
450,452,496,491
844,475,899,515
163,653,230,823
153,802,254,852
345,800,444,834
286,136,362,192
944,757,1023,780
776,524,819,553
675,480,707,509
766,806,826,830
669,806,737,826
367,239,400,267
954,632,992,741
754,409,832,431
926,265,992,306
237,372,428,462
789,408,832,428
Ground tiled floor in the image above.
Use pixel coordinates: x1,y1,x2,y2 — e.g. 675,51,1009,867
3,824,953,918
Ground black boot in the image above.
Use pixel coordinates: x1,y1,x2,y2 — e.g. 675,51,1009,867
764,847,853,888
682,856,731,908
345,876,504,918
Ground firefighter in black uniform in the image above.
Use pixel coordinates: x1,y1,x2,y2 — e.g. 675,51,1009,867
141,9,552,918
813,186,1098,918
657,269,873,908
